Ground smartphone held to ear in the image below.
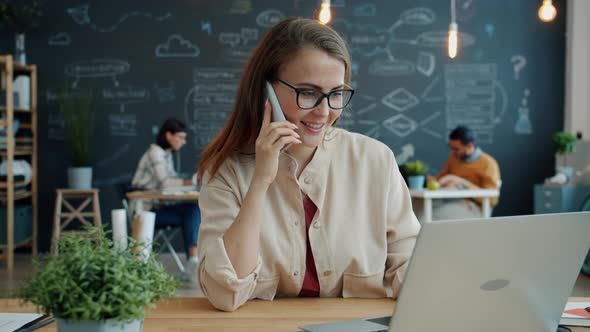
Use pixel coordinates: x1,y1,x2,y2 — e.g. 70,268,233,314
265,81,286,122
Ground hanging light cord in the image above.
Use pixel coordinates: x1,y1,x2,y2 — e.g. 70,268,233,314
450,0,456,24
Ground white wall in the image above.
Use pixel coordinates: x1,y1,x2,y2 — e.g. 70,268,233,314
564,0,590,139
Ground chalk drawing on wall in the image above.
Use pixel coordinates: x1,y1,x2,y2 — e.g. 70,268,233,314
256,10,285,28
219,28,259,63
67,4,171,32
420,75,444,103
514,88,532,134
65,59,129,88
101,85,150,112
109,113,137,137
484,23,495,37
417,51,435,77
201,21,212,35
510,55,527,80
48,32,71,46
383,114,418,137
185,68,241,148
457,0,477,22
47,112,64,140
368,58,415,77
445,63,508,144
95,144,131,168
398,7,436,26
382,88,419,112
353,3,377,17
332,0,346,8
414,30,475,48
353,94,378,115
155,35,200,58
152,82,176,103
229,0,252,14
395,144,415,165
419,111,443,138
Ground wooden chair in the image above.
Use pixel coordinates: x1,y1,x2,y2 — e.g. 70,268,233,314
52,189,102,255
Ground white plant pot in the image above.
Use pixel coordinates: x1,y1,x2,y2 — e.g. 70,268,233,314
56,318,142,332
67,167,93,189
13,76,30,109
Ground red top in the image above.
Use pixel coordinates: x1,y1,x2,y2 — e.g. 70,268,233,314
298,196,320,297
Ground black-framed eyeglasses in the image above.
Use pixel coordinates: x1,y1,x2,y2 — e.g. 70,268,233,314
277,79,354,110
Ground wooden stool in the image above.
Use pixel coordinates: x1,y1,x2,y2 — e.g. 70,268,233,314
52,189,102,255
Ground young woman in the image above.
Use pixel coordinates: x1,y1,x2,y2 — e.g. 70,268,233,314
131,118,200,275
197,18,420,311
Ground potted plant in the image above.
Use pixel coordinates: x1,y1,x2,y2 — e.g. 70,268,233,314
404,160,429,190
552,131,577,181
18,226,178,332
0,1,44,109
59,89,96,189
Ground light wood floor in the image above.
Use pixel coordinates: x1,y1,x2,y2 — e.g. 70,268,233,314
2,253,590,298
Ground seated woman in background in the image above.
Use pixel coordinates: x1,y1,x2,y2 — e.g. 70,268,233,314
131,117,200,277
196,18,420,312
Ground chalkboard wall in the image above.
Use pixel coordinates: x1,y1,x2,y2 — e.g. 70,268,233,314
0,0,567,252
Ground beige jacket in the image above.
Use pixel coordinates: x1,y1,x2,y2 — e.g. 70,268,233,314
197,128,421,311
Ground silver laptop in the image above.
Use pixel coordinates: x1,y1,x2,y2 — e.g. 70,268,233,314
300,212,590,332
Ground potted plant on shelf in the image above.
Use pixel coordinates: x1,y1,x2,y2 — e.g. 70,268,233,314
552,131,577,181
404,160,429,190
18,226,178,332
59,89,96,189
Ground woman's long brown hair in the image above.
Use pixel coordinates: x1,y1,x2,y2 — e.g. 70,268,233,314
198,17,351,181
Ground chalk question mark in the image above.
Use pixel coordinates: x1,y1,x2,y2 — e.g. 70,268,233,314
511,55,527,80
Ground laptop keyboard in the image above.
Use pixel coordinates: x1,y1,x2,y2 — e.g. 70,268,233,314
366,315,392,326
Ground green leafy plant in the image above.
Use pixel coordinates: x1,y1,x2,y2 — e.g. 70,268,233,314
59,89,96,167
552,131,577,155
18,226,178,322
0,1,45,33
404,160,429,176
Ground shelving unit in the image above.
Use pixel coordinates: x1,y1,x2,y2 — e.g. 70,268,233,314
0,55,38,271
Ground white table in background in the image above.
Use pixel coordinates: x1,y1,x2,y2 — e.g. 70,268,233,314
410,189,499,223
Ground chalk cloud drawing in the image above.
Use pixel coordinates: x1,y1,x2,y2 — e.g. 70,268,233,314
382,88,419,112
353,3,377,17
48,32,71,46
65,59,129,88
155,35,200,58
67,4,171,32
256,10,285,28
399,7,436,25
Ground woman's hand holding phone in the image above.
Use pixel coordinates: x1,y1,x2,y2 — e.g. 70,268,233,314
253,101,301,187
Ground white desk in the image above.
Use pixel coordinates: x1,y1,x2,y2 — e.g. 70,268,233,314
410,189,499,223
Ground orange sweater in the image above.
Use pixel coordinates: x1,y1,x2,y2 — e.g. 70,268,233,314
436,151,501,207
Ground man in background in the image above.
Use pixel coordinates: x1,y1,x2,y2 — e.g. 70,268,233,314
423,125,501,220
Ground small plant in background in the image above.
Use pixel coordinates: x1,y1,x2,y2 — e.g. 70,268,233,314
552,131,577,167
404,160,429,176
18,226,178,323
0,0,45,33
59,89,96,167
552,131,577,155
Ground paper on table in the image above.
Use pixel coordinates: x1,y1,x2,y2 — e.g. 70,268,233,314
111,209,128,250
562,301,590,319
0,313,43,331
560,302,590,327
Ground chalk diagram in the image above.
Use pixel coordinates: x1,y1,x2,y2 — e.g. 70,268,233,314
67,4,171,32
332,6,508,145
